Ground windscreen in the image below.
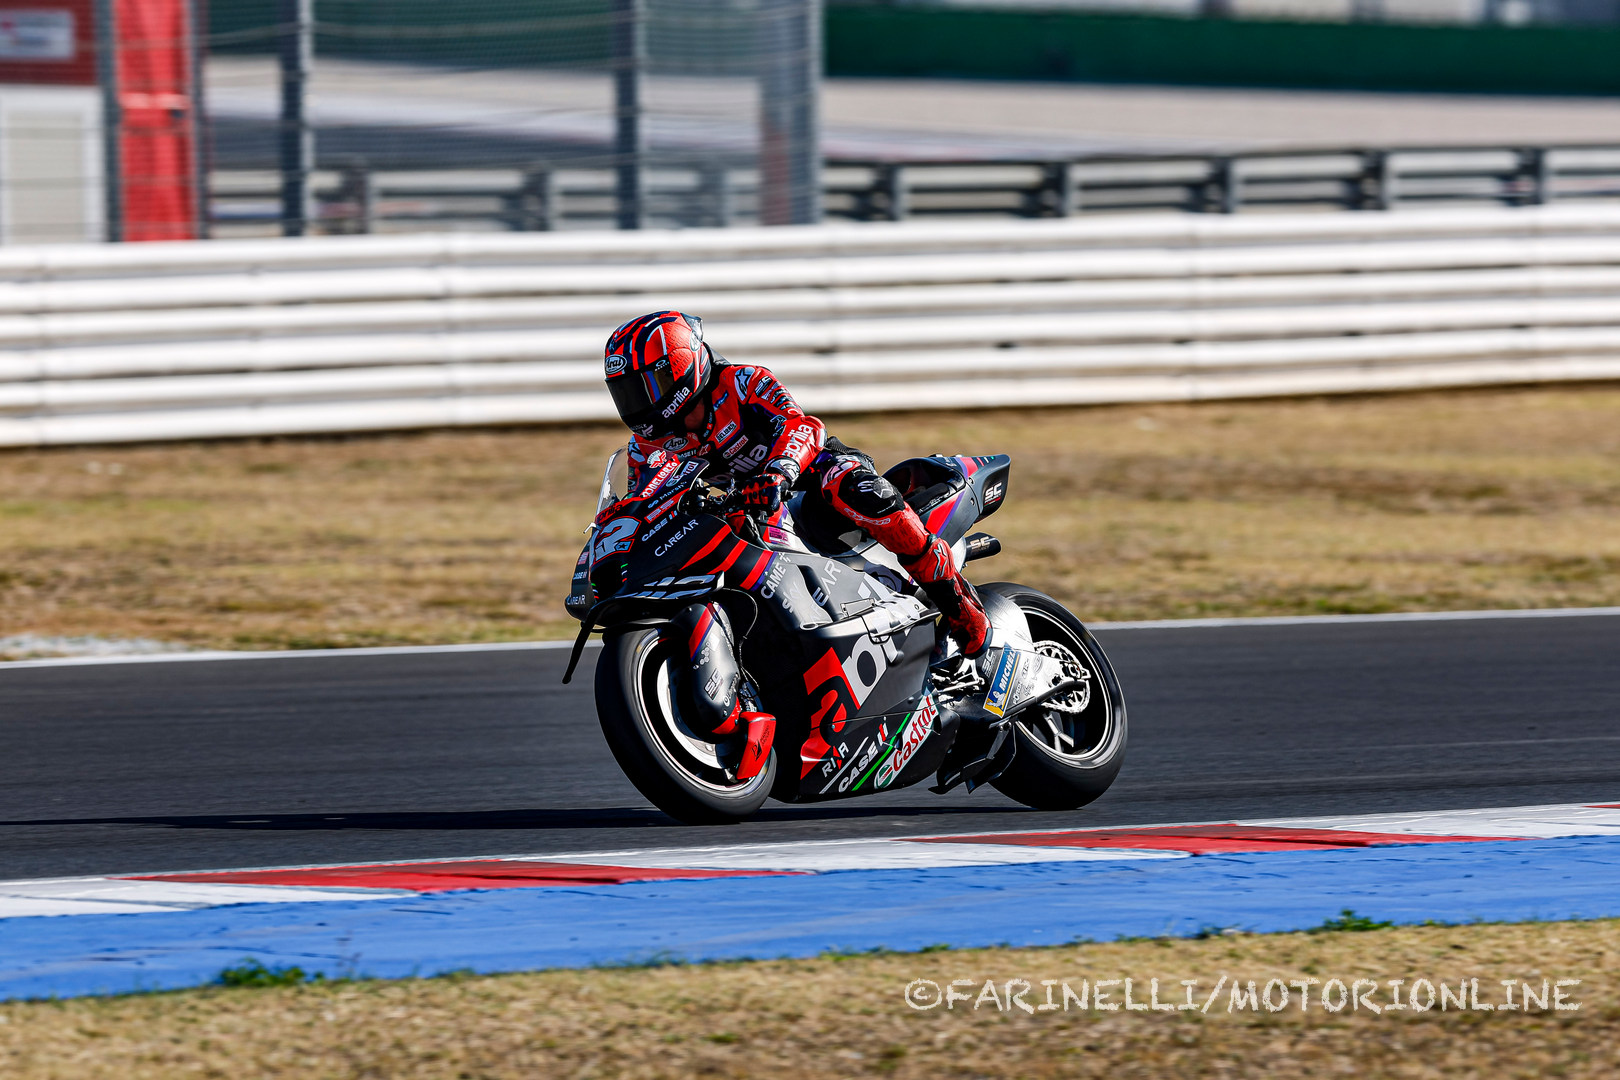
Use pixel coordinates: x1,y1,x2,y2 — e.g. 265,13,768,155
595,448,630,517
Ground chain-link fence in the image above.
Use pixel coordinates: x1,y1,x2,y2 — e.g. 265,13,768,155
205,0,820,236
9,1,1620,244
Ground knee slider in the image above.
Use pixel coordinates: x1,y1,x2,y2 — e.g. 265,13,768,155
668,601,742,737
830,466,905,519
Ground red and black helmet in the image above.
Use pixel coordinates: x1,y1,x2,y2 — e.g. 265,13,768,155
603,311,715,438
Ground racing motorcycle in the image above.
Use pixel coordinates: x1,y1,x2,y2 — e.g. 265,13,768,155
563,450,1126,824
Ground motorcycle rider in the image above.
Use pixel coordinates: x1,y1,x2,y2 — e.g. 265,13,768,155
600,310,992,779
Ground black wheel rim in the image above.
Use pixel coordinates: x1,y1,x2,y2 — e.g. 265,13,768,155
1015,608,1122,768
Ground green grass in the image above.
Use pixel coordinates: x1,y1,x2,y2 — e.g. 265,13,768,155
1309,909,1397,934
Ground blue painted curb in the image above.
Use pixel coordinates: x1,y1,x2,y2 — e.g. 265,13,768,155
3,837,1617,1001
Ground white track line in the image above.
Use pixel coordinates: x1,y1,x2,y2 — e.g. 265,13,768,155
1249,803,1620,839
0,638,599,670
0,878,411,918
1092,606,1620,630
522,802,1620,870
4,606,1618,670
528,838,1187,872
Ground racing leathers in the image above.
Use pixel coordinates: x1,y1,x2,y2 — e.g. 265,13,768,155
625,361,991,659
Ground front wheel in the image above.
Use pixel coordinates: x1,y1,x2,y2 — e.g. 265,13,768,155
979,583,1128,811
595,627,776,824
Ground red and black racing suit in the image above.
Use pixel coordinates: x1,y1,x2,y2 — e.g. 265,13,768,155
625,361,985,651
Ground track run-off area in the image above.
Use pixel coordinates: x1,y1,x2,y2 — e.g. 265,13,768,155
2,608,1619,998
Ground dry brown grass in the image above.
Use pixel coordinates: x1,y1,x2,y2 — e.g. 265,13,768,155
3,384,1620,652
2,919,1617,1078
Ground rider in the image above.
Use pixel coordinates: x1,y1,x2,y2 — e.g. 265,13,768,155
601,311,992,773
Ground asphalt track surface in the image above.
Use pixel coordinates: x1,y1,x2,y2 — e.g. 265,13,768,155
4,613,1619,881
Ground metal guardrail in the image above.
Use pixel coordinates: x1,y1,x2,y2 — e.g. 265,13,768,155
6,205,1620,446
207,146,1620,234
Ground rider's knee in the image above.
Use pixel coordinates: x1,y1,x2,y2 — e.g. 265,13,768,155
822,460,905,521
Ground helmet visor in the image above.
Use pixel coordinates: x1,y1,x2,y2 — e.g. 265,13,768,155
606,361,677,429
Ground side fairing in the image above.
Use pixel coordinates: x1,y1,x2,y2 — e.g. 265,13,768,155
739,551,938,797
794,687,957,802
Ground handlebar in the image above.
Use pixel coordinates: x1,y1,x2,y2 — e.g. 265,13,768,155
681,481,769,545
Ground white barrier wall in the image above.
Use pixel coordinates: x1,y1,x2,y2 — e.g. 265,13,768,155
4,205,1620,446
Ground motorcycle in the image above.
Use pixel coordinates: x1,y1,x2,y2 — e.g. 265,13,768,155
563,449,1126,824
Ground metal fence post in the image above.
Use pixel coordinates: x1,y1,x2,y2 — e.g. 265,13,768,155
877,164,907,221
95,0,121,242
278,0,313,237
759,0,822,225
1519,147,1551,206
190,0,210,238
1059,161,1079,216
1193,157,1238,213
613,0,645,230
1214,156,1240,213
1355,150,1395,211
515,167,558,231
1377,151,1397,210
337,161,374,234
698,163,731,227
1033,161,1077,217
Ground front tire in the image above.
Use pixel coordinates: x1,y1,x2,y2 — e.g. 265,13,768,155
979,583,1127,811
595,627,776,824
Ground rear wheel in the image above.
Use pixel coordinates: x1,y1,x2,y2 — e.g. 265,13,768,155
979,583,1127,811
595,627,776,824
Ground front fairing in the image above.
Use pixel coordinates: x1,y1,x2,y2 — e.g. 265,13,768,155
604,511,736,609
568,451,720,623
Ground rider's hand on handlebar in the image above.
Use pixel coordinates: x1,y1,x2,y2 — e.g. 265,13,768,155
736,470,789,517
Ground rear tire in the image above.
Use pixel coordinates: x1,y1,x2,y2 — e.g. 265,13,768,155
595,627,776,824
979,583,1127,812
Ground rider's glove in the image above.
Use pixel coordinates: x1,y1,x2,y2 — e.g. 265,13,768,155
737,470,789,516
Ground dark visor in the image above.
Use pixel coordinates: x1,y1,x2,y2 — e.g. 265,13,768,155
606,361,676,426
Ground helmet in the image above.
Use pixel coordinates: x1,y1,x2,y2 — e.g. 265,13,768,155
603,311,715,438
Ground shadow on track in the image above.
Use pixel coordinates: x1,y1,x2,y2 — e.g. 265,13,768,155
0,803,1049,833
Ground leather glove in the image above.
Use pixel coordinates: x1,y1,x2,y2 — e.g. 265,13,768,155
737,470,788,516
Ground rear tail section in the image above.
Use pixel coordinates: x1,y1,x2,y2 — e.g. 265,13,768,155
884,454,1011,547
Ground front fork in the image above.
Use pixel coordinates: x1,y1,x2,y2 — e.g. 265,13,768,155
667,600,775,781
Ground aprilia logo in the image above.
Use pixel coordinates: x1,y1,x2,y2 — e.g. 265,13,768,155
659,386,692,418
782,421,820,460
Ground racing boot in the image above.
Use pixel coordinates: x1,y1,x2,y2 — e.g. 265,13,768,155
899,534,991,659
